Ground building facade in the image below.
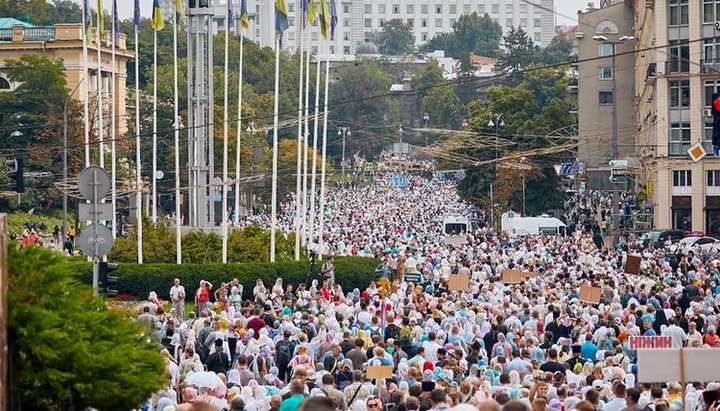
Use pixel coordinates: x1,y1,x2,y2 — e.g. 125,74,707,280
632,0,720,235
203,0,556,55
0,21,133,138
576,3,636,189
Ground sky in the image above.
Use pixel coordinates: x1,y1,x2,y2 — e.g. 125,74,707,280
73,0,580,27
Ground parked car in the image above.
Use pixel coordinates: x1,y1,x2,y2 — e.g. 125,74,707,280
678,236,720,252
639,231,661,248
654,230,685,248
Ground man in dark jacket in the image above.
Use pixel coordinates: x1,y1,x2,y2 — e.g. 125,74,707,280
205,339,230,374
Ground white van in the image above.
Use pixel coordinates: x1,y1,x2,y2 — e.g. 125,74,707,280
501,211,566,237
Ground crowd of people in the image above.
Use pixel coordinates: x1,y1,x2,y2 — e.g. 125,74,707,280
136,173,720,411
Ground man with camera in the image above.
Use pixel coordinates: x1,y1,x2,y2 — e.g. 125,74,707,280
321,255,336,289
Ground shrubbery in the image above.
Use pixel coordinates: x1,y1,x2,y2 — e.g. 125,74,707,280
72,256,378,300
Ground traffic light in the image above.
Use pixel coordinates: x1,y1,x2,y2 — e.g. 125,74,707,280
5,158,24,193
712,94,720,154
99,261,119,297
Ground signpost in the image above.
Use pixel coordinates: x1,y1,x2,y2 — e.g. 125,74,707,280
77,167,115,296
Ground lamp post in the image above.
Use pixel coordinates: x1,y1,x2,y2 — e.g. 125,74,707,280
338,126,351,178
423,113,430,146
487,113,504,228
593,34,635,246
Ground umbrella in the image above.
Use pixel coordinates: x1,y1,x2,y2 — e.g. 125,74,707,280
185,371,224,389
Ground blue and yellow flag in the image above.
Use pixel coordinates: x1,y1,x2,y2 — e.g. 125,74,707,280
84,0,92,42
318,0,329,39
240,0,250,29
275,0,289,35
330,0,337,39
151,0,165,31
175,0,184,25
97,0,104,39
304,0,317,25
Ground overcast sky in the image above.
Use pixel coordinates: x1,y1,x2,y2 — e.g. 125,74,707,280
74,0,580,27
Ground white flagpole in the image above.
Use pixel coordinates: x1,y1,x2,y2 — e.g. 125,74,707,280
301,26,311,248
270,36,281,263
135,22,143,263
318,43,330,259
110,2,117,238
222,14,230,264
308,40,322,250
97,10,104,169
235,34,245,224
294,10,304,261
152,29,158,223
174,11,182,264
83,5,90,166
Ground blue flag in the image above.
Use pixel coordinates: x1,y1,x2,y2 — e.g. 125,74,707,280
329,0,338,39
84,0,92,42
134,0,141,29
112,0,120,44
228,0,234,29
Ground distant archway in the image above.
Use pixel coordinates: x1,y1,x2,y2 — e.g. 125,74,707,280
0,77,10,90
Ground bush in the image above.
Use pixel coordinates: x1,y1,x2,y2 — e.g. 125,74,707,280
73,256,378,300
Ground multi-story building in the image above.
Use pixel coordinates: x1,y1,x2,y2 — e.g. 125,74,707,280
204,0,556,55
632,0,720,234
0,19,133,138
576,2,636,189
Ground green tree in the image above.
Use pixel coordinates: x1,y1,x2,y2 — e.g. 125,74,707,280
420,85,465,129
495,26,540,85
420,13,501,58
370,19,415,55
541,36,574,66
8,245,167,410
422,32,457,55
410,59,445,103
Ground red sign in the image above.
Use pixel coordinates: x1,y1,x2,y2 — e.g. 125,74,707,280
629,336,673,350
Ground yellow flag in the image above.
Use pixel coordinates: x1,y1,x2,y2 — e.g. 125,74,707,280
307,0,317,25
151,0,165,31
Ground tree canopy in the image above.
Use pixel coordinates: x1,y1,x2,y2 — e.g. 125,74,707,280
369,19,415,56
421,13,502,58
495,26,541,85
8,245,167,410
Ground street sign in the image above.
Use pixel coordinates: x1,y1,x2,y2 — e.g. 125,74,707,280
77,166,111,201
77,223,114,258
78,202,114,221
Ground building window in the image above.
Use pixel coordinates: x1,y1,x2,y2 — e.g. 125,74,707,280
521,3,528,13
393,4,399,13
422,32,427,41
421,4,428,14
704,0,720,23
464,4,471,13
364,18,371,28
534,33,541,42
312,46,318,53
288,32,295,41
668,40,690,73
450,4,456,14
450,18,456,26
669,0,689,26
534,18,542,28
343,32,349,40
436,5,442,13
407,18,414,26
329,45,335,54
598,43,614,57
491,4,499,14
364,4,371,13
0,77,10,90
709,170,720,187
506,3,514,11
311,32,318,41
435,18,442,27
343,46,350,55
379,18,385,27
670,123,692,155
407,4,414,13
669,80,690,108
598,67,613,80
673,170,692,186
705,80,720,107
479,4,485,13
288,17,294,27
520,18,527,27
705,38,720,63
506,18,513,27
705,122,715,152
422,19,427,27
599,91,613,105
378,4,385,13
343,3,349,13
344,18,349,27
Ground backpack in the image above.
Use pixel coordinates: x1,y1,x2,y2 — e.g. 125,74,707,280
276,340,295,366
398,325,412,343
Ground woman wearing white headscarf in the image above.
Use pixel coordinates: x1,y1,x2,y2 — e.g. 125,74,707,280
245,386,269,411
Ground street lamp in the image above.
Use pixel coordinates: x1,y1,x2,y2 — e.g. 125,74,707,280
461,118,468,130
593,34,635,245
423,113,430,146
487,113,504,228
337,126,351,178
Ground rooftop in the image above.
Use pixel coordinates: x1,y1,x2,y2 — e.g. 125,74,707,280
0,17,35,29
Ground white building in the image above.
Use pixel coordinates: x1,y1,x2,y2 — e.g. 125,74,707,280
200,0,556,55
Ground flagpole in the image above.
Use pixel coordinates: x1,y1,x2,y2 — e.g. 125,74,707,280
97,7,104,169
318,40,331,259
235,34,245,225
110,1,117,238
174,8,182,264
135,20,143,263
308,40,322,250
270,36,281,263
221,10,230,264
301,24,311,248
83,2,91,167
294,8,305,261
152,28,158,223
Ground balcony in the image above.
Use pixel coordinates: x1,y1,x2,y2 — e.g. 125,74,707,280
669,142,691,156
0,28,11,41
569,76,578,92
665,60,690,75
570,54,578,68
645,62,656,83
569,104,578,114
701,59,720,73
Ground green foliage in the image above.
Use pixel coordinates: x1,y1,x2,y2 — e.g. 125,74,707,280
8,246,167,410
73,257,378,301
410,59,445,103
370,19,415,55
421,13,502,58
0,0,81,25
541,36,575,66
420,85,465,129
6,211,66,238
495,27,541,86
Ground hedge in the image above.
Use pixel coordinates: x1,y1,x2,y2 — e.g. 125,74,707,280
72,257,378,301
